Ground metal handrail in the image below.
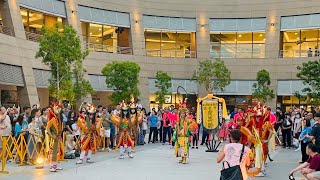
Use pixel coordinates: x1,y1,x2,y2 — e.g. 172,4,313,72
83,42,133,55
25,31,42,42
279,50,318,58
145,49,197,58
0,25,13,36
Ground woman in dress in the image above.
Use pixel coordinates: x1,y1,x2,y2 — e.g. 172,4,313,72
218,118,228,142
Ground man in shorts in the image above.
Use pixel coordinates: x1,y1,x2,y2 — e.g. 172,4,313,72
101,107,112,151
289,143,320,180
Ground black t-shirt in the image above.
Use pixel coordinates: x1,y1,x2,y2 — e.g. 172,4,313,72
66,120,75,131
276,112,284,124
312,123,320,148
282,118,293,129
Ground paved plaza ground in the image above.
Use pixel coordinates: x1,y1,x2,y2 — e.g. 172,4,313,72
0,143,304,180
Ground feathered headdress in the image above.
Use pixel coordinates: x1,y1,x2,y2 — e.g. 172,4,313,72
86,103,96,114
121,101,128,110
178,98,188,114
51,102,62,114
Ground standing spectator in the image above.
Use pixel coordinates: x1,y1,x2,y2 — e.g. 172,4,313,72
157,110,163,142
41,107,49,127
275,107,284,136
306,113,315,127
0,106,12,156
27,114,42,164
142,113,148,144
97,105,103,117
282,113,293,148
315,47,319,57
14,115,27,163
230,107,238,121
299,119,312,163
306,113,320,153
162,107,171,145
217,129,250,180
191,118,199,149
136,99,143,109
218,118,228,142
66,111,77,135
148,111,158,143
289,143,320,179
100,107,111,151
111,104,121,149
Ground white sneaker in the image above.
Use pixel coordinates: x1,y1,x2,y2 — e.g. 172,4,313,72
119,155,124,159
56,167,63,170
76,160,83,164
49,167,57,172
86,159,93,163
128,153,134,158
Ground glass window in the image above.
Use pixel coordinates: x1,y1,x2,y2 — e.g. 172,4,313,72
237,32,252,58
145,30,196,58
20,9,28,31
253,32,265,58
220,33,237,58
28,11,44,33
282,29,320,57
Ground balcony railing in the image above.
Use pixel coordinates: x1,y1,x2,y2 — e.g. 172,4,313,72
145,50,196,58
279,50,319,58
25,31,42,42
84,43,132,55
0,25,13,36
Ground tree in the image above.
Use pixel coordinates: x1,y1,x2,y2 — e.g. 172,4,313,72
155,71,172,107
102,61,140,105
35,24,93,104
296,60,320,106
252,69,275,103
192,60,231,94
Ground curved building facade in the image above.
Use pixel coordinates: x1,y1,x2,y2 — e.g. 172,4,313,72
0,0,319,110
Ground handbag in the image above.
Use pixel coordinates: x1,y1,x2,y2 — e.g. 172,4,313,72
220,145,245,180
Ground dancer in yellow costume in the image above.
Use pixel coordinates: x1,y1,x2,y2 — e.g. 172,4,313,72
173,99,198,164
46,102,64,172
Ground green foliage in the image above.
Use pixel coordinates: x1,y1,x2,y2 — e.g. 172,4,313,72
192,60,231,94
252,69,275,103
296,60,320,106
155,71,172,107
35,24,93,104
102,61,141,105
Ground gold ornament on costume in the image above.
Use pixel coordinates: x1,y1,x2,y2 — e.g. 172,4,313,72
120,101,129,110
52,102,62,114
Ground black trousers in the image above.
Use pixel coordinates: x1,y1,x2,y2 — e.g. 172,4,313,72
301,141,310,162
163,127,171,143
158,126,162,142
192,134,198,147
201,131,209,144
282,129,292,147
148,127,158,143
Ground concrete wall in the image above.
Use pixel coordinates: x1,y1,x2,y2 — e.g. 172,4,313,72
1,0,320,108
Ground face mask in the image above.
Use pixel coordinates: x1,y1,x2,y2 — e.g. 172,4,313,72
295,115,300,118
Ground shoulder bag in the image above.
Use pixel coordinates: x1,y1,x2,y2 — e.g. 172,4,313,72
220,144,245,180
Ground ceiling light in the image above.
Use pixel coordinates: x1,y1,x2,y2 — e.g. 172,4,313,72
99,28,101,31
90,33,92,35
263,38,265,41
295,33,297,35
239,35,242,37
260,34,262,37
96,39,99,42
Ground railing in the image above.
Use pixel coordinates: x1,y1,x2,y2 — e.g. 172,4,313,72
83,42,133,55
25,31,42,42
210,42,265,59
210,51,265,59
145,49,197,58
0,25,13,36
279,50,319,58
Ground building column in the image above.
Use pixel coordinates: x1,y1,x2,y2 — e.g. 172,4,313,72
1,0,26,39
138,77,149,109
65,0,82,37
129,12,145,56
19,66,39,108
265,13,281,59
196,14,210,59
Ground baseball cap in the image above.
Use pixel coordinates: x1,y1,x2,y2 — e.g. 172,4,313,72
315,113,320,118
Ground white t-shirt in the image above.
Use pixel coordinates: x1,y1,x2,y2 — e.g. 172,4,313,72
0,115,12,136
112,110,120,116
142,118,148,130
71,123,81,136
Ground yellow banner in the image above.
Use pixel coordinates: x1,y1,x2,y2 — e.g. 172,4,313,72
202,101,218,129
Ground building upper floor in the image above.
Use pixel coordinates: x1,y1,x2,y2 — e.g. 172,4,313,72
1,0,320,60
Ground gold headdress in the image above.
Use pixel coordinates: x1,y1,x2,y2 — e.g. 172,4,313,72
129,102,136,109
52,102,62,114
178,98,188,114
120,101,128,110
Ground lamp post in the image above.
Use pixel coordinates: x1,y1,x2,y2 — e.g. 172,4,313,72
175,86,188,106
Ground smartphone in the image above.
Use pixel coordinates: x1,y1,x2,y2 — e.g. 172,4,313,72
289,174,295,180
